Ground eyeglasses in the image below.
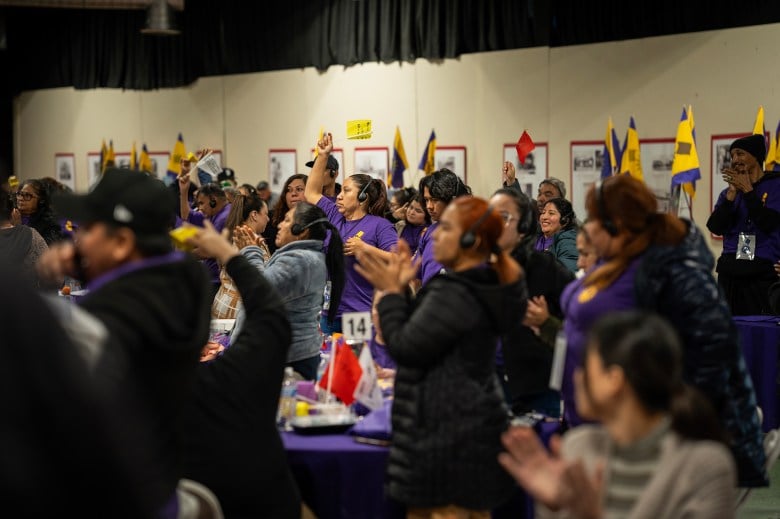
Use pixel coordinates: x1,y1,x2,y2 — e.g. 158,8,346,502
500,212,516,226
15,192,38,201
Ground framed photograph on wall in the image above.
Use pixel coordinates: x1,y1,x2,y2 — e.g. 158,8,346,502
503,142,548,199
269,149,297,194
354,147,389,185
148,151,170,181
711,133,748,238
434,146,467,184
115,152,131,169
570,141,603,221
309,148,345,186
87,152,102,188
639,138,676,213
54,153,75,191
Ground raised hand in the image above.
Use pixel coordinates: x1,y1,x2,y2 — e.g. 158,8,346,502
503,161,517,185
316,133,334,157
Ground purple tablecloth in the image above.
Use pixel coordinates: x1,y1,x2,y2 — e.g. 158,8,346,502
282,420,562,519
734,316,780,432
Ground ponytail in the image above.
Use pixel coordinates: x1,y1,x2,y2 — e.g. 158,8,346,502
669,383,728,444
322,221,345,325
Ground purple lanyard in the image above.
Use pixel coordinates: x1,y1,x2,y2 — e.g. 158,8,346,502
86,251,186,293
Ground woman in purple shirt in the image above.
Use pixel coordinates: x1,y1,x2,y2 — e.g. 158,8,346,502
415,169,471,286
305,133,398,334
560,174,766,487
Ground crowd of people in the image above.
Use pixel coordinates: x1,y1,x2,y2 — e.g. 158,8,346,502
0,131,775,518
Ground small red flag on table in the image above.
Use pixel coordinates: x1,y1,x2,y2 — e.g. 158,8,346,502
515,130,536,165
317,339,363,405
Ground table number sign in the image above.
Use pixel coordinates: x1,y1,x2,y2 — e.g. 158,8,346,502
342,311,372,341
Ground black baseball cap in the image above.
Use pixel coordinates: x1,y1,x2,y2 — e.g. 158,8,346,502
53,168,174,237
305,155,339,171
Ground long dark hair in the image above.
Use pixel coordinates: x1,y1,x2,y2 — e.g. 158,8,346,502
225,193,267,240
350,174,388,217
19,179,64,244
492,187,538,264
586,311,726,443
271,173,307,230
293,202,345,326
584,175,686,290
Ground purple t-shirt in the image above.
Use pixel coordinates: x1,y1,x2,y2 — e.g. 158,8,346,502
399,223,426,255
415,222,444,285
535,234,554,252
184,203,232,284
369,335,396,370
559,257,641,426
317,197,398,318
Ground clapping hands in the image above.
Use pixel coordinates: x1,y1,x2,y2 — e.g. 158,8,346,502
355,239,420,294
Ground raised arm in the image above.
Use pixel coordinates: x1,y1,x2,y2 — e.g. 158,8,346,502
304,132,333,206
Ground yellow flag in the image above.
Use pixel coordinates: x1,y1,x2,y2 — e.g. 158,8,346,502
139,144,153,173
130,141,137,170
619,116,643,181
103,140,116,173
314,127,324,158
753,106,765,136
166,133,186,177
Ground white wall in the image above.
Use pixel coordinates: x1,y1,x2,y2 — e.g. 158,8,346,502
13,22,780,254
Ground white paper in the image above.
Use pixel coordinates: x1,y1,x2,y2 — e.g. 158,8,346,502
549,331,567,391
353,344,383,410
189,152,221,187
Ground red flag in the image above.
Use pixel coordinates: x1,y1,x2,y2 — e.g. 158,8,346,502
317,340,363,405
515,130,536,165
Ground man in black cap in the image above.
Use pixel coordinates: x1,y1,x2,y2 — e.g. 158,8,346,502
37,168,213,516
707,133,780,315
305,154,341,202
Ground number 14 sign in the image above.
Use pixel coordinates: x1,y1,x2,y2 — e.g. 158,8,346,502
342,311,372,341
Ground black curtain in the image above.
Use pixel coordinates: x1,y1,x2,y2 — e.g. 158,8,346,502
2,0,779,180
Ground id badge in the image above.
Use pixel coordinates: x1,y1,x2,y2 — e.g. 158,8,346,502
737,233,756,261
549,331,567,391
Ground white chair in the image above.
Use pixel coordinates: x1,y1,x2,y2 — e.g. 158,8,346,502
176,478,224,519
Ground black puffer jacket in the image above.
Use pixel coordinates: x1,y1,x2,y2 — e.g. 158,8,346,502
378,267,528,509
635,221,767,487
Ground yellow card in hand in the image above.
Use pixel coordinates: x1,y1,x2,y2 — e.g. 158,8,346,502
347,120,372,140
169,226,199,251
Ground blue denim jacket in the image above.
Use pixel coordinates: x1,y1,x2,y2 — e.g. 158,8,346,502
231,240,326,362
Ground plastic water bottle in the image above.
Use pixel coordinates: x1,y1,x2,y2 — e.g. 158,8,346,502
277,367,297,430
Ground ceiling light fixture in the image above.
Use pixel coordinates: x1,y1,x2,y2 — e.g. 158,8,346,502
141,0,180,36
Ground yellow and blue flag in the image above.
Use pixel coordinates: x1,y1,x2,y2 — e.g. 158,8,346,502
390,126,408,188
619,116,643,181
166,133,186,181
418,130,436,175
600,117,621,178
139,144,153,173
766,120,780,172
671,106,701,197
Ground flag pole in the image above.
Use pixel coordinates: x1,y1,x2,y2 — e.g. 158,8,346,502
325,336,336,404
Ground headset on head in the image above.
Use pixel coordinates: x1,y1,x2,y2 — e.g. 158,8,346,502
460,206,494,249
595,180,618,237
357,179,371,203
291,217,329,236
